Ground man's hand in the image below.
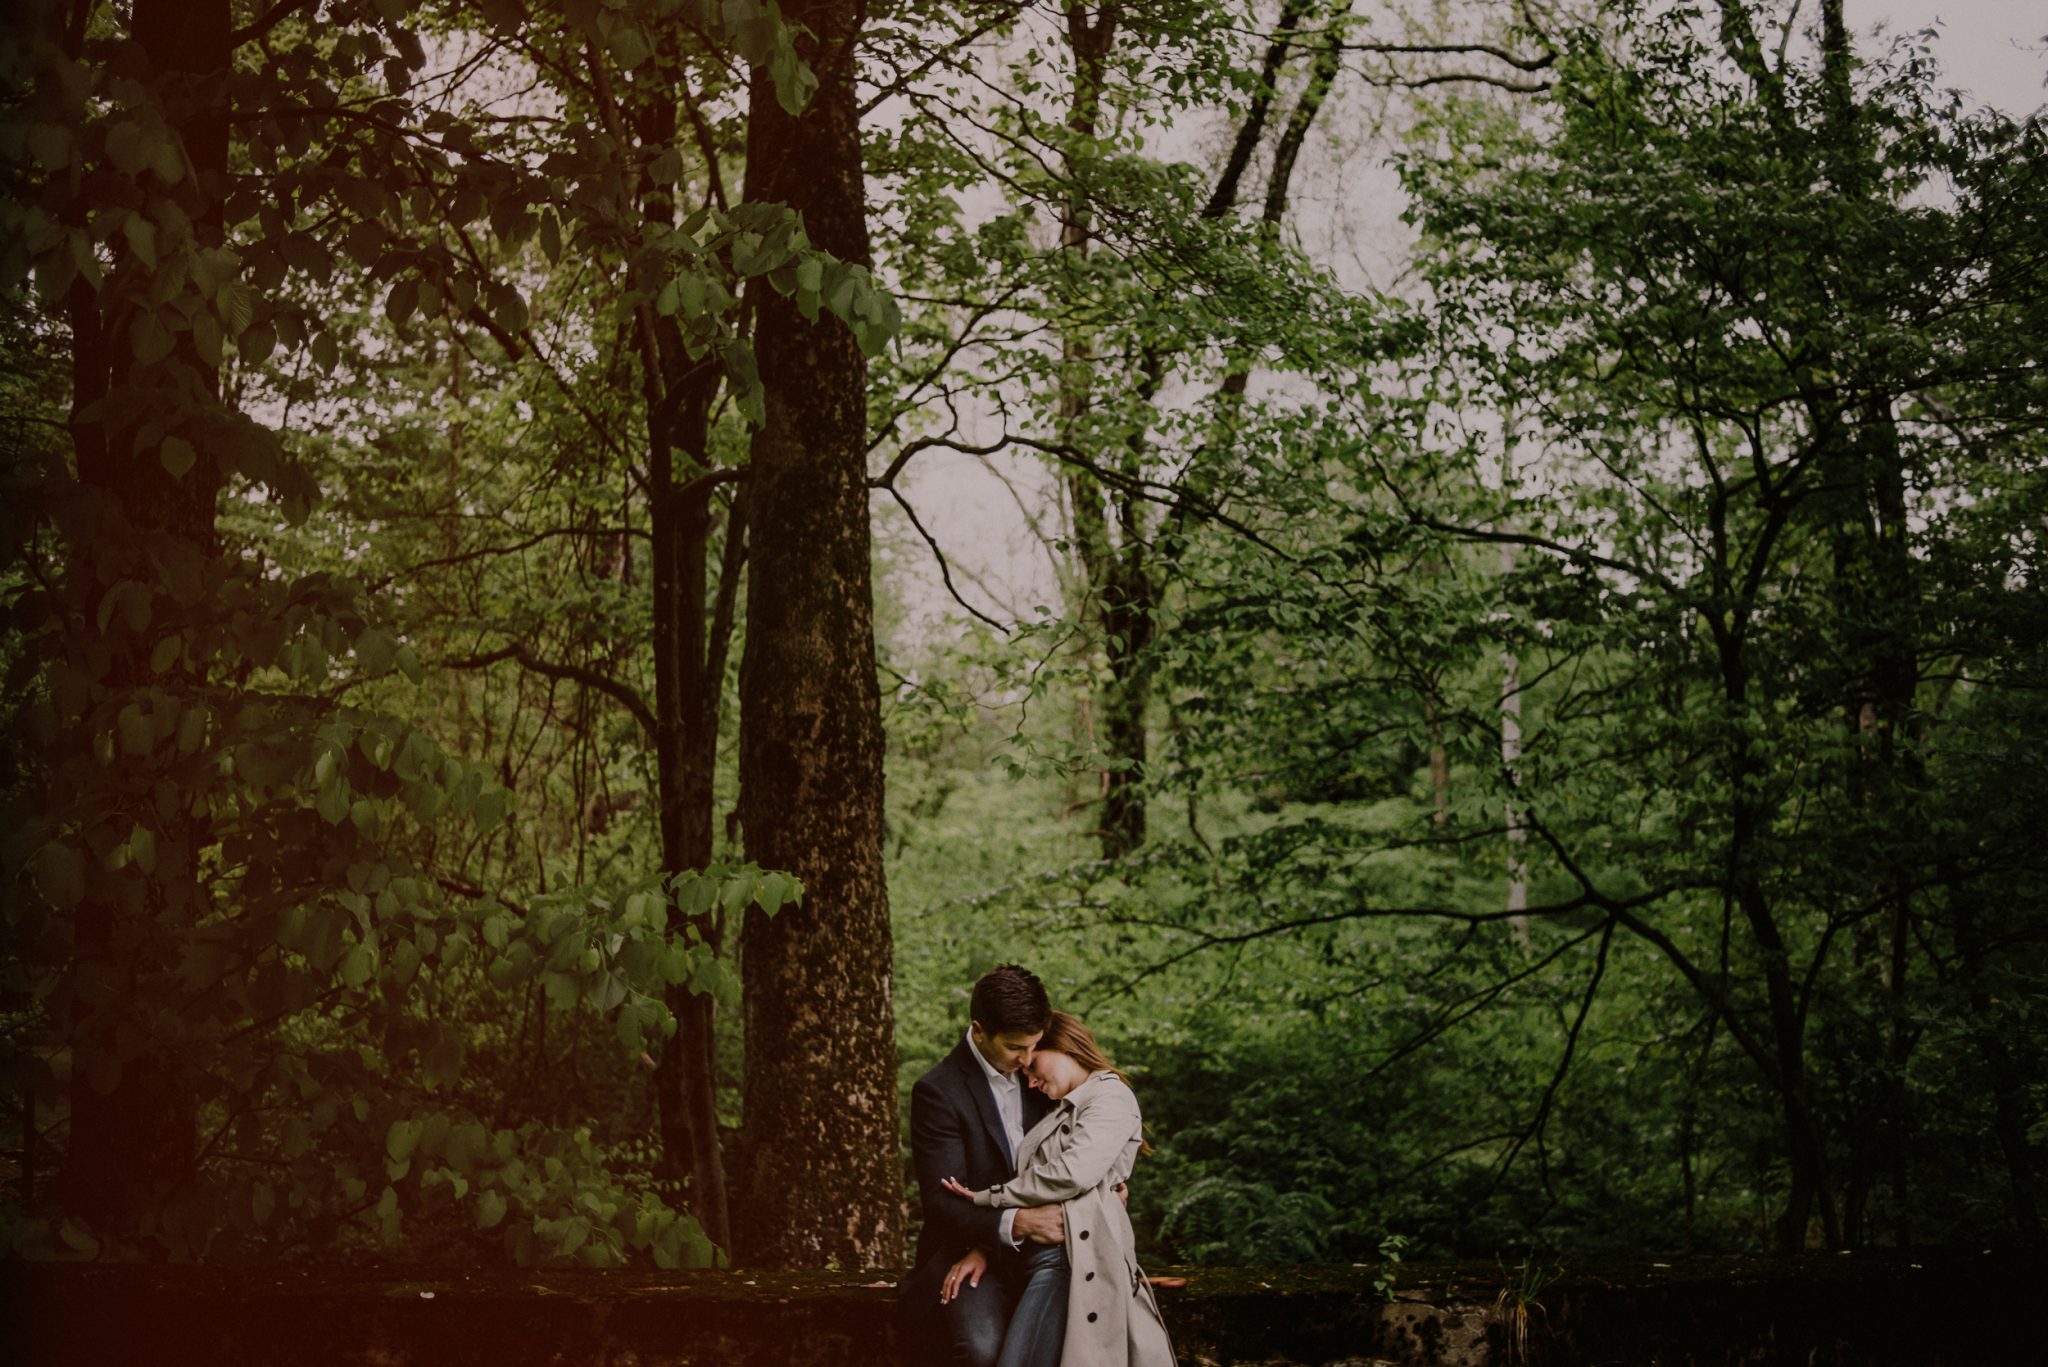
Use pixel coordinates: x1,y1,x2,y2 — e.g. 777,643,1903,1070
1116,1183,1129,1207
1013,1203,1065,1245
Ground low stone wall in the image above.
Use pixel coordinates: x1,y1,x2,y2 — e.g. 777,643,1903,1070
4,1252,2034,1365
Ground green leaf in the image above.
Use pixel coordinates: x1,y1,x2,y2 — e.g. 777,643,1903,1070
649,147,686,185
105,120,149,175
121,213,156,269
192,313,224,368
237,321,277,365
476,1189,508,1230
473,787,509,829
316,778,350,825
219,280,256,337
28,124,70,171
33,842,84,910
356,627,397,674
386,278,419,326
149,136,184,185
720,870,758,918
610,25,653,71
424,1034,464,1090
341,939,377,988
755,872,799,916
130,311,174,364
542,970,580,1011
349,798,380,838
175,705,207,754
721,338,760,409
771,45,819,116
117,703,153,756
281,233,326,276
127,823,157,876
159,434,197,479
490,283,528,335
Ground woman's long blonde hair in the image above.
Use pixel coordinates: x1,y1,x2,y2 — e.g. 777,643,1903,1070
1039,1011,1152,1154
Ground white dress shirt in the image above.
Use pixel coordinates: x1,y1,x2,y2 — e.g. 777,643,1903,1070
965,1026,1025,1248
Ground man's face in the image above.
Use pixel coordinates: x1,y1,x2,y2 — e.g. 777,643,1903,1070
970,1022,1042,1075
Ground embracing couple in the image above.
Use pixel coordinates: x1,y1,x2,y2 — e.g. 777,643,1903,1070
900,964,1176,1367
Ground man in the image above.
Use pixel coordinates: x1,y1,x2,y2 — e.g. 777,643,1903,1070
901,964,1068,1367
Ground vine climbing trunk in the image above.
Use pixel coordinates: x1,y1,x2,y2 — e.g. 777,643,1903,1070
732,0,900,1269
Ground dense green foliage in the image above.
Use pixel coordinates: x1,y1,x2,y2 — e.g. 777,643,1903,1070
4,0,2044,1271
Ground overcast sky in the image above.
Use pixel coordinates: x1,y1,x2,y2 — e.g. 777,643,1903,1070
878,2,2048,652
1878,1,2045,112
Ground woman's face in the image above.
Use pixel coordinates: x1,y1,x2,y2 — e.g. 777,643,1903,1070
1025,1048,1089,1100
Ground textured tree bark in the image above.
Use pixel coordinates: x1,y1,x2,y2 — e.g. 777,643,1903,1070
60,0,230,1232
731,0,900,1269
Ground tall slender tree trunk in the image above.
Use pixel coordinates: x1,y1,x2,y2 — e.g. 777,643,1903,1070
1716,588,1839,1250
1813,2,1923,1247
645,373,738,1252
1950,865,2044,1244
589,43,745,1250
1055,4,1155,859
61,0,229,1232
1499,542,1528,939
732,0,899,1268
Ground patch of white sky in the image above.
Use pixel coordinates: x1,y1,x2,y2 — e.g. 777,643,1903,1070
873,1,2045,657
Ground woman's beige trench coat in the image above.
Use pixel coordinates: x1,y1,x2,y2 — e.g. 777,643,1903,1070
969,1071,1176,1367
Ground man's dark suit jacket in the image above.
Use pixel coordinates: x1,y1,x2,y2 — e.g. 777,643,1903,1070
899,1037,1055,1333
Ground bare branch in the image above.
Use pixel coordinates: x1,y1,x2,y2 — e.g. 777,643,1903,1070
442,644,656,738
1489,918,1615,1192
230,0,322,48
884,486,1008,630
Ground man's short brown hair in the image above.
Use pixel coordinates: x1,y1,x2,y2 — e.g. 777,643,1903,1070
971,964,1051,1035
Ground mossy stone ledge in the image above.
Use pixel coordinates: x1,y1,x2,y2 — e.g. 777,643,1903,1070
4,1251,2035,1365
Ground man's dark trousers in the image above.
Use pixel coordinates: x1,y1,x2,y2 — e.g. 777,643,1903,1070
938,1241,1068,1367
900,1038,1062,1366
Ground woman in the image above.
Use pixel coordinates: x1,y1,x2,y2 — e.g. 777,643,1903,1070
940,1012,1176,1367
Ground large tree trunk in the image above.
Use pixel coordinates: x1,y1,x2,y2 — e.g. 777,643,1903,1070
60,0,230,1232
731,0,900,1269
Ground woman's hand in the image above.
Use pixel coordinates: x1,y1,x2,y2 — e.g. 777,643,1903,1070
940,1176,977,1200
940,1247,989,1303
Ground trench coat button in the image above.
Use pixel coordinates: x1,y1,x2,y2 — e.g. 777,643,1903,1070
1085,1272,1094,1281
1087,1312,1098,1323
1079,1230,1089,1240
